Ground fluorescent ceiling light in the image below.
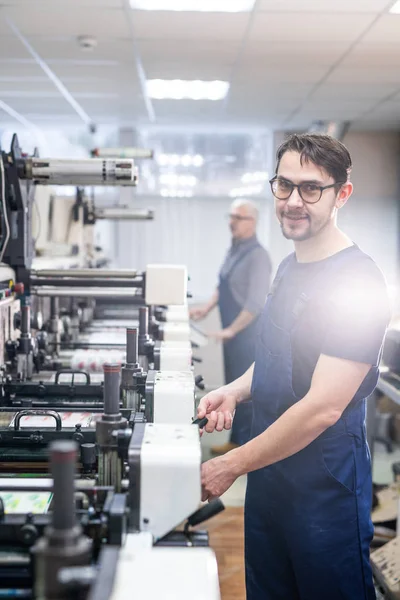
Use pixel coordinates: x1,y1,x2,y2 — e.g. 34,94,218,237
147,79,229,101
241,171,269,184
229,185,263,198
131,0,255,12
160,174,197,187
157,153,204,167
389,1,400,12
160,188,193,198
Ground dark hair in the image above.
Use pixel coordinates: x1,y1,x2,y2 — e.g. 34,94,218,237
276,133,352,183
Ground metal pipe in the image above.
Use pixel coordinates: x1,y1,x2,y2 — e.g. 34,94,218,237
126,328,138,364
94,207,154,221
139,306,149,337
30,277,143,288
23,157,138,186
30,268,140,279
31,287,144,299
92,147,153,159
21,305,30,335
50,440,77,531
103,363,121,416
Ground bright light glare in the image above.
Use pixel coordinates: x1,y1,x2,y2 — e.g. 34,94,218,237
241,171,269,184
160,188,194,198
156,154,204,167
130,0,255,11
159,174,197,187
389,0,400,13
146,79,229,101
229,185,263,198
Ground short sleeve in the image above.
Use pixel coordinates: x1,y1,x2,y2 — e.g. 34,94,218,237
321,261,391,366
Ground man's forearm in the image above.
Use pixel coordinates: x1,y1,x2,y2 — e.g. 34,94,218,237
228,309,256,336
205,290,219,314
229,392,338,476
225,363,254,404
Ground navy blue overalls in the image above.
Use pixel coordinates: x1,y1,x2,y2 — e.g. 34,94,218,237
245,251,377,600
218,239,260,446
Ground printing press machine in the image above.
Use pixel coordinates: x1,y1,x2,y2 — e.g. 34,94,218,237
0,136,220,598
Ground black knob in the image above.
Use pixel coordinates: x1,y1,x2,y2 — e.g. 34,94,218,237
19,523,39,546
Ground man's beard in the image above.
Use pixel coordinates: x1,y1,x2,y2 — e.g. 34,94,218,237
280,212,330,241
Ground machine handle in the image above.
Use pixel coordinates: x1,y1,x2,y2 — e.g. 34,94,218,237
185,499,225,530
14,409,63,431
55,369,91,385
192,417,208,429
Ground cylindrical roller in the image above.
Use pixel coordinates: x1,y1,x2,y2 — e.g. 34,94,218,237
94,207,154,221
25,158,138,187
31,287,143,299
21,305,30,335
50,440,77,532
126,328,139,364
139,307,149,337
103,363,121,415
92,147,153,159
50,297,59,317
31,268,140,279
81,443,96,472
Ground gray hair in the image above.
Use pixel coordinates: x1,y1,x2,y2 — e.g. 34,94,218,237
230,198,259,222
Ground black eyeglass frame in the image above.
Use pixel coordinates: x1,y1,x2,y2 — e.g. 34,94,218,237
269,176,346,204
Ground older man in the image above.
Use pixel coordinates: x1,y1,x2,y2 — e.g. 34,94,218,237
190,199,272,451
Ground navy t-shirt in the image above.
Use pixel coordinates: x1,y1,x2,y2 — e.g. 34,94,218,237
269,245,391,400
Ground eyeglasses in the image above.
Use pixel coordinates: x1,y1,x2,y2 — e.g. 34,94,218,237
227,213,254,221
269,177,345,204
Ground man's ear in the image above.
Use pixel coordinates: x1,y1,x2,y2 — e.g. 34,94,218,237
336,182,353,209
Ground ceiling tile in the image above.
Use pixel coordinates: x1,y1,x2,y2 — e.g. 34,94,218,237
362,15,400,43
0,6,130,37
241,41,346,66
248,12,376,42
257,0,389,13
310,82,400,100
138,40,240,66
325,66,400,84
341,42,400,67
234,65,328,84
131,12,250,41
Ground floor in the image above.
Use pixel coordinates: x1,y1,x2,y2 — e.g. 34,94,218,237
200,430,400,600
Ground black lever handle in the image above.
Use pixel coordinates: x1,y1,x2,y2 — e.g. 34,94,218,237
192,416,208,429
185,498,225,532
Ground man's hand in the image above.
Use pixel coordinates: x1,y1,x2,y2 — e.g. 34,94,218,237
208,328,235,342
197,386,238,434
189,305,209,321
201,455,238,502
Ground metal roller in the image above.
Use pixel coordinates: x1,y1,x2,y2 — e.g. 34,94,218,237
96,363,127,491
22,157,138,186
30,268,140,279
94,207,154,220
31,287,143,299
92,147,153,159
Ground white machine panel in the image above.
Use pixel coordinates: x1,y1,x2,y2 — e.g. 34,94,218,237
140,423,201,541
111,539,220,600
145,264,187,306
153,370,195,424
165,305,189,322
160,341,192,371
162,321,191,342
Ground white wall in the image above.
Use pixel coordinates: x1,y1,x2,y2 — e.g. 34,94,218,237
113,195,271,302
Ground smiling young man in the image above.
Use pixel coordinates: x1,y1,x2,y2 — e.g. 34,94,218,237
197,134,391,600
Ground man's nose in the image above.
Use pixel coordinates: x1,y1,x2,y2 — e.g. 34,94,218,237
286,186,304,209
